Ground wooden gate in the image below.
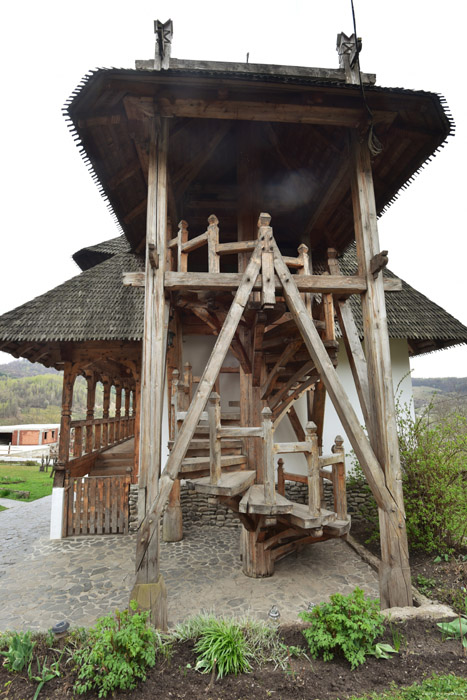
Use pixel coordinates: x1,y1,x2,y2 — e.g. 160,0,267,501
63,475,130,536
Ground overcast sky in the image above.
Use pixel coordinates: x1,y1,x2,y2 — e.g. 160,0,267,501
0,0,465,378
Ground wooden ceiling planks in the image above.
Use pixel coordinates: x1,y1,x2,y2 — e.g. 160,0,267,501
67,68,452,256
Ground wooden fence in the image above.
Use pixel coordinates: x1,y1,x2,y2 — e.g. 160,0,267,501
63,475,131,536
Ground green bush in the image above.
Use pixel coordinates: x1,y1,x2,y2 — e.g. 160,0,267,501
194,618,252,678
71,601,166,698
299,588,385,669
397,402,467,554
348,400,467,555
0,630,35,672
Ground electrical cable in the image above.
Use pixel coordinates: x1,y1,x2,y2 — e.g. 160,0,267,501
350,0,383,157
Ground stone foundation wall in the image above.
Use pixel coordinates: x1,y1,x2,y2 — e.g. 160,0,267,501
128,479,374,533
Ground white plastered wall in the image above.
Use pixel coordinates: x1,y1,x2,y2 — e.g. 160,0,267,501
182,335,413,478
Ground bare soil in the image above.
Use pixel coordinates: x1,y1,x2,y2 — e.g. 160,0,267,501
350,522,467,615
1,618,466,700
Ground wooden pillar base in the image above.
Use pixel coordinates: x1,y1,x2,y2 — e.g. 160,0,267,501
162,504,183,542
130,577,168,630
240,527,274,578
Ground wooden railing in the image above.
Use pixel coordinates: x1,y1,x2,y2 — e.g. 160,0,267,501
66,414,135,477
277,434,347,520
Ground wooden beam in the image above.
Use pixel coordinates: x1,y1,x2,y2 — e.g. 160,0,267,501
328,248,371,428
136,241,263,571
156,95,395,128
287,405,306,443
123,271,402,293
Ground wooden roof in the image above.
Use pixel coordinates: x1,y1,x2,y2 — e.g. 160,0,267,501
64,60,453,258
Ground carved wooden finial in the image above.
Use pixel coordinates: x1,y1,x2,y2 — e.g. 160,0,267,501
178,219,188,233
208,214,219,226
327,247,338,260
154,19,173,70
261,406,273,417
306,421,318,434
258,212,271,228
297,243,309,255
332,435,345,453
336,32,361,85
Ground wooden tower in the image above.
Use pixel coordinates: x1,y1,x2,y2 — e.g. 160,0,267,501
58,23,453,626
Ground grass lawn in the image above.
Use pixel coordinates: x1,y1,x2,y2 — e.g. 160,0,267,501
0,463,53,501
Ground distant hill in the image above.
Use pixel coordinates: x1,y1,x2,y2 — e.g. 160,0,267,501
0,361,111,426
412,377,467,415
0,359,59,379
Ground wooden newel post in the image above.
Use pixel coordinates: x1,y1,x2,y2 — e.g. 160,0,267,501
277,457,285,496
331,435,347,520
305,421,320,517
262,406,276,505
163,369,183,542
208,392,222,484
207,215,220,273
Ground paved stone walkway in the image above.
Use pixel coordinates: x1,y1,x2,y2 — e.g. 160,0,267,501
0,497,379,632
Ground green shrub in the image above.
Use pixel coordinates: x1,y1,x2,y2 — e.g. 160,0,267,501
299,588,385,669
71,601,165,697
194,618,252,678
0,631,35,672
348,399,467,555
397,403,467,554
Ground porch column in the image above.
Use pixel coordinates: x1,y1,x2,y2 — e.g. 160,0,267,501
131,117,170,628
349,131,412,608
102,378,111,447
85,372,96,454
114,382,122,442
50,361,76,539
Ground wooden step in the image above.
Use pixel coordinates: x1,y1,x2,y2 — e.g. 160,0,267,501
287,503,336,530
90,466,131,476
239,485,294,515
185,470,256,496
168,438,242,450
323,518,351,537
179,454,247,474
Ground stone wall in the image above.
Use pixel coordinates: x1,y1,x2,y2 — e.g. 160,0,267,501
128,479,375,533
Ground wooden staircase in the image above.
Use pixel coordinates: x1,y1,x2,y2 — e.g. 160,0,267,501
89,438,134,476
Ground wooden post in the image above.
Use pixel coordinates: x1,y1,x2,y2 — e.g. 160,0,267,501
305,422,320,517
102,378,111,448
208,392,222,484
349,131,412,608
85,372,96,454
115,383,122,442
131,117,170,629
331,435,347,520
177,220,188,272
277,457,285,496
54,362,76,488
262,407,276,505
207,215,220,273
